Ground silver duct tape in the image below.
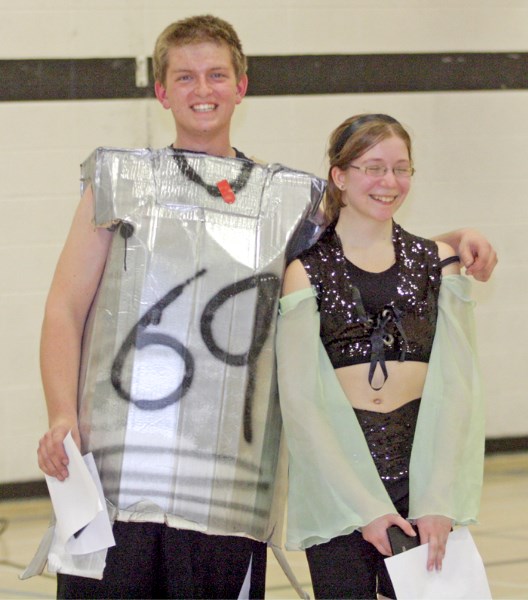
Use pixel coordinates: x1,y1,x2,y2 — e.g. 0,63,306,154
78,148,325,542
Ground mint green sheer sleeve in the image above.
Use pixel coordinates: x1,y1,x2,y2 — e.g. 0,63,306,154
276,288,397,550
408,275,485,524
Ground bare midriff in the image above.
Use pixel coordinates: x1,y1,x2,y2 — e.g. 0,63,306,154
335,361,428,412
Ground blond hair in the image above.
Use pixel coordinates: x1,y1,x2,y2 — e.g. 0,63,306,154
153,14,247,85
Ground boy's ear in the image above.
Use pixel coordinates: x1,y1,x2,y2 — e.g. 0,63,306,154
155,81,170,109
235,74,249,104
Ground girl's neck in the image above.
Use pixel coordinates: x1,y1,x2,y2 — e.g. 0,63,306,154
335,210,393,249
335,211,395,273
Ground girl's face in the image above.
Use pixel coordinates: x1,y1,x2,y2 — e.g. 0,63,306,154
332,135,412,223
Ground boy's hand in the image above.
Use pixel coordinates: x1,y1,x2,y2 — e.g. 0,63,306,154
458,228,498,282
37,422,80,481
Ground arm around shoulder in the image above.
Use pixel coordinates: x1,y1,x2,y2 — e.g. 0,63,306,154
432,228,497,281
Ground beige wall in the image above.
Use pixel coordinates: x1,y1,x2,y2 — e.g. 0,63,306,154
1,0,527,483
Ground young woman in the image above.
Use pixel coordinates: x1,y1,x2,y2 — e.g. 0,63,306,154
277,114,485,599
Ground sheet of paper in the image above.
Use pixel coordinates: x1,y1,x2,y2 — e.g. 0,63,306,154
45,431,114,555
45,432,102,546
384,527,491,599
65,452,115,554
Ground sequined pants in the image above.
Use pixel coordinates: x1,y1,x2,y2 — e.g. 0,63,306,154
306,399,420,600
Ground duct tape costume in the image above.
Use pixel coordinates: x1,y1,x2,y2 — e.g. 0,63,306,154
23,148,325,583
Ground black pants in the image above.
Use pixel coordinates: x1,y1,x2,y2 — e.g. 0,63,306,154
57,521,267,599
306,528,396,599
306,479,409,600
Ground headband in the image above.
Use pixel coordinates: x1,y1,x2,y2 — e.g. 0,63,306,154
334,114,400,156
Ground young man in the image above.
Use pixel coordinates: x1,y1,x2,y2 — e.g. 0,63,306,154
36,14,497,599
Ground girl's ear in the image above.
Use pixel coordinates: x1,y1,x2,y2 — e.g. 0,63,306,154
331,165,346,191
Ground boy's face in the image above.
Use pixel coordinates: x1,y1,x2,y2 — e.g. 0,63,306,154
155,41,248,152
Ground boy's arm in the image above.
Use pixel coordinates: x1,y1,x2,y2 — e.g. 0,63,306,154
37,186,112,481
433,228,497,281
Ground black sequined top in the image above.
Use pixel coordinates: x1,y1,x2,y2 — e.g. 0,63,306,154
298,221,442,389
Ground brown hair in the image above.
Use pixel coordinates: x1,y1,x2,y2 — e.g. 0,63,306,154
153,14,247,85
324,114,413,223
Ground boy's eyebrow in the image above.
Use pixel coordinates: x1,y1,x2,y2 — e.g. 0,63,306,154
169,65,231,74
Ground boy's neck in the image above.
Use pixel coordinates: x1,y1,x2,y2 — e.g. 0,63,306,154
173,135,236,158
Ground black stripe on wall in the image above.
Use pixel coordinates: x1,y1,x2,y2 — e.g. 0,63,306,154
1,58,152,102
485,436,528,454
1,52,527,102
248,52,528,95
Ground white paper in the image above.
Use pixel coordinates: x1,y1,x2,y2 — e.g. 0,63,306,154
45,431,115,555
65,453,115,554
384,527,491,599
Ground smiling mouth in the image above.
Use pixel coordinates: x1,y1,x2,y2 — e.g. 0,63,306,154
371,194,397,204
192,103,217,113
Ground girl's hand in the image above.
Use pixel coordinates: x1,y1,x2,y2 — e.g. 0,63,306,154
362,514,417,556
415,515,452,571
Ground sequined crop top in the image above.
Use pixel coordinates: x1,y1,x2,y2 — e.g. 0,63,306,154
298,221,446,389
